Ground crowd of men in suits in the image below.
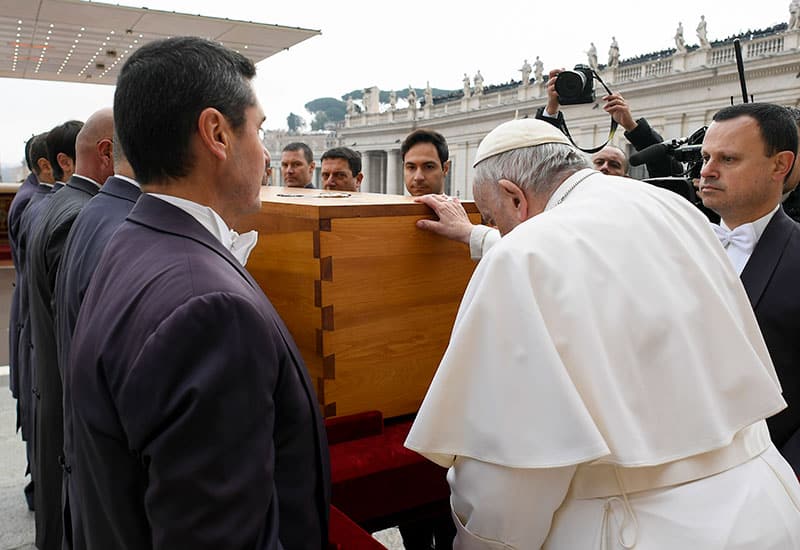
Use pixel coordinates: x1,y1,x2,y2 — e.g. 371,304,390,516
9,37,329,550
6,32,800,549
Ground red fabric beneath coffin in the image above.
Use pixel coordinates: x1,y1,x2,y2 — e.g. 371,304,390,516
326,410,384,444
328,505,386,549
327,414,450,527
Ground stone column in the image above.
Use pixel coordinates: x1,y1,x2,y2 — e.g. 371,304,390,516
360,151,372,193
386,149,402,195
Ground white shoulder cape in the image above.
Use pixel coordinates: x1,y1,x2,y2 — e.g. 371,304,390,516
406,172,785,469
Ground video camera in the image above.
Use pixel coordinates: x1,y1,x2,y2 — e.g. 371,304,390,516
629,126,706,179
631,127,719,223
555,65,596,105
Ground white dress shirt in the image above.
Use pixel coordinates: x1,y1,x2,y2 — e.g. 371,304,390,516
147,194,258,266
714,205,778,275
72,173,101,190
113,174,140,188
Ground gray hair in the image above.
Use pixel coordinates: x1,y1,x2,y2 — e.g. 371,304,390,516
473,142,589,196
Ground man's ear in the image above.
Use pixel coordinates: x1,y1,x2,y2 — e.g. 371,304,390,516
354,172,364,191
497,179,528,222
443,159,452,176
57,152,73,175
197,107,230,161
37,157,52,179
775,150,796,182
98,138,114,170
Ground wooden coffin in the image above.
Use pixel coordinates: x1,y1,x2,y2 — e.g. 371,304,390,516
237,187,481,418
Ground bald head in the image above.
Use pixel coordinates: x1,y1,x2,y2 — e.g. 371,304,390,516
591,146,628,176
75,107,115,184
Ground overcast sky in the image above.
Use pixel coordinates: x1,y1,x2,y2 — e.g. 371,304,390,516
0,0,792,169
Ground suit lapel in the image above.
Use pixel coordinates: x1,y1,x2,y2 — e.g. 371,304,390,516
100,177,141,203
128,195,321,419
126,194,260,292
67,175,100,198
126,194,328,495
741,208,795,308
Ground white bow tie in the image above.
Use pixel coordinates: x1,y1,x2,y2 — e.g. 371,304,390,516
228,229,258,266
712,223,756,254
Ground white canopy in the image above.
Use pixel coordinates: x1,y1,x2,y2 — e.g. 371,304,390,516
0,0,319,84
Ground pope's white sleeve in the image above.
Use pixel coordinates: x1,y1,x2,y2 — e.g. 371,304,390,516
469,225,501,261
448,457,576,549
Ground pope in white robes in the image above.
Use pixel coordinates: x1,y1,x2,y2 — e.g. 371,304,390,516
405,119,800,549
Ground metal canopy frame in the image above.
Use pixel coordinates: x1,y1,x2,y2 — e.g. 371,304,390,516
0,0,319,85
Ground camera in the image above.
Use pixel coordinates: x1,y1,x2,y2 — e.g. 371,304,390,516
629,126,706,179
555,65,595,105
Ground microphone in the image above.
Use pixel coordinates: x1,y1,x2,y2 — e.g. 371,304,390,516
629,142,670,167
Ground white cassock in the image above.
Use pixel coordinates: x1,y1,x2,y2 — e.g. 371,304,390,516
406,169,800,549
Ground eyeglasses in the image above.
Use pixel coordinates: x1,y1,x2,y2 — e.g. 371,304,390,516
258,127,266,141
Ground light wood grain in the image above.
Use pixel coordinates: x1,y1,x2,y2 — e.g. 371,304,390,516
244,191,480,418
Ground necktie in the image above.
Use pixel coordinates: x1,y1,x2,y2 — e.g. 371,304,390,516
712,223,757,275
711,223,756,254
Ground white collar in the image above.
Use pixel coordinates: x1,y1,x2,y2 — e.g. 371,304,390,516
720,204,779,245
112,174,140,188
72,173,101,189
544,169,597,212
147,194,258,266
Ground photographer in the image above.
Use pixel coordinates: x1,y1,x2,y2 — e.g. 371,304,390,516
536,68,683,178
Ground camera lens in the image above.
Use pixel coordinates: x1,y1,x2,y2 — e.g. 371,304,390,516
555,70,587,99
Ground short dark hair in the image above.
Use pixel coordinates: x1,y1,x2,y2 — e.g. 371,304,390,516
786,106,800,129
401,128,449,165
321,147,361,175
24,134,38,172
114,36,257,185
46,120,83,181
28,132,49,176
282,142,313,164
712,103,798,158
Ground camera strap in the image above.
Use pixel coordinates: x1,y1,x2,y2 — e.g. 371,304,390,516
559,72,619,154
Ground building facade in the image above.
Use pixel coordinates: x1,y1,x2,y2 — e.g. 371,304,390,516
337,25,800,199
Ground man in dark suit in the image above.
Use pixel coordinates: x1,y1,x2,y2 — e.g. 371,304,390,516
779,107,800,223
8,134,43,278
280,142,316,188
9,132,51,509
27,109,114,550
15,120,82,514
699,102,800,472
9,132,42,422
66,36,329,549
54,142,139,550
